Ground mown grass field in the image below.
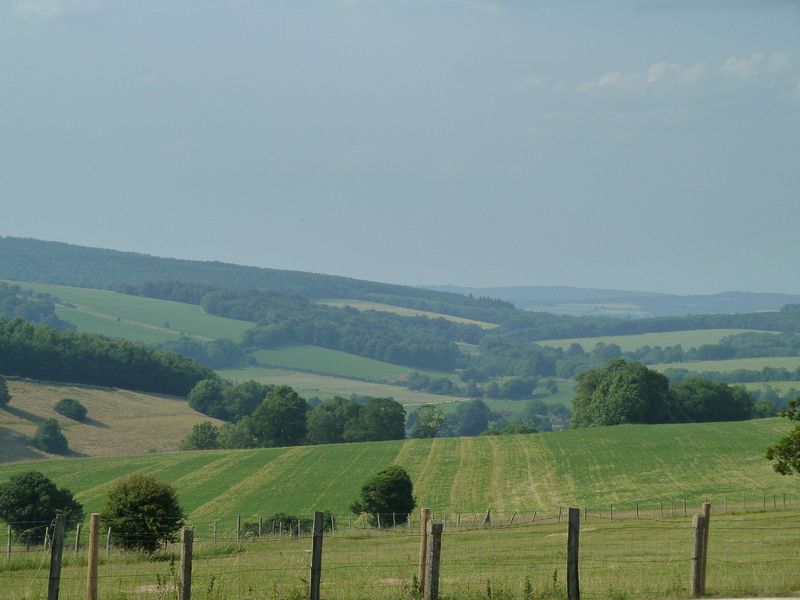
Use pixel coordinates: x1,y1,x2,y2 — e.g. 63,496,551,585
4,509,800,600
319,299,498,329
249,346,453,383
1,418,795,520
218,364,466,407
5,280,254,343
0,379,224,463
538,329,765,352
653,356,800,374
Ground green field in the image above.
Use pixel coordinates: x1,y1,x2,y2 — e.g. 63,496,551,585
319,299,498,329
249,345,448,383
538,329,765,352
1,418,795,520
743,381,800,394
5,280,254,343
219,364,468,407
653,355,800,374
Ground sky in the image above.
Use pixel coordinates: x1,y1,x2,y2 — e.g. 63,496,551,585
1,1,799,295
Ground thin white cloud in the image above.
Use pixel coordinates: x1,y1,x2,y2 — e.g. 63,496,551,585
578,52,794,99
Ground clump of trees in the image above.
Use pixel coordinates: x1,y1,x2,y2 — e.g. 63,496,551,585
32,418,70,454
187,378,273,421
0,317,214,396
571,359,754,427
181,387,407,450
767,398,800,476
102,474,185,553
350,465,415,527
54,397,87,422
0,471,83,543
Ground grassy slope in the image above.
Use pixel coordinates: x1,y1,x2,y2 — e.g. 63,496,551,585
319,299,498,328
4,280,254,343
0,379,224,463
1,418,794,518
538,329,765,352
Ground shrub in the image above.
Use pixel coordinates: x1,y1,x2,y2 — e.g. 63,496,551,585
0,471,83,543
180,422,220,450
54,397,87,422
32,418,69,454
350,465,415,527
0,376,10,407
102,474,185,553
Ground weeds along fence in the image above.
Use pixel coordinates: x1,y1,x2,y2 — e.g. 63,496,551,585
4,503,800,600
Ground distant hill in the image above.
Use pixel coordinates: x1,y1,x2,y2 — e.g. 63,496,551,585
0,237,512,322
427,285,800,318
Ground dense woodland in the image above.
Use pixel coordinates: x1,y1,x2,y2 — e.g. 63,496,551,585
0,317,213,395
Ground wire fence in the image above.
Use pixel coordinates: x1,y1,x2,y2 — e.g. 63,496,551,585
3,504,800,599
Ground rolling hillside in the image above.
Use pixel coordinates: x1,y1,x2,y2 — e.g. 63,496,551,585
1,418,795,518
0,379,223,463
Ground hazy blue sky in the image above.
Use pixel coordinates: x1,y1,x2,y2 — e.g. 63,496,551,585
2,1,799,294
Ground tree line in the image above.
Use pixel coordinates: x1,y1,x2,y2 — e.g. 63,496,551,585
0,317,213,396
0,282,71,330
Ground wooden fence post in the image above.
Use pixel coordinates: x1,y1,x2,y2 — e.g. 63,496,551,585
179,527,193,600
659,499,664,518
483,509,491,526
508,512,516,526
74,523,81,554
310,511,324,600
236,515,241,542
418,508,431,592
691,514,706,597
635,503,639,520
424,521,443,600
6,524,11,562
47,512,66,600
567,507,580,600
105,527,112,556
213,521,217,544
258,516,263,538
87,513,100,600
700,503,711,594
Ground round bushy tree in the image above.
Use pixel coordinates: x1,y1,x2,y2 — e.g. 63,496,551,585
350,465,415,527
103,474,185,553
180,422,220,450
0,471,83,543
0,376,10,407
32,418,69,454
54,397,88,422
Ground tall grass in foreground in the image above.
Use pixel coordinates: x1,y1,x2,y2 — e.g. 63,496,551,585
3,510,799,599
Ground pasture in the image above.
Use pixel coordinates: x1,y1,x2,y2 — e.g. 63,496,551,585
653,355,800,374
218,364,467,407
538,329,765,352
0,379,224,463
319,299,498,329
4,509,800,599
1,418,795,519
5,280,254,343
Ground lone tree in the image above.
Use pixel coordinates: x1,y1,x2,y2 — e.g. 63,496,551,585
250,385,308,447
32,418,69,454
180,422,220,450
0,376,10,407
350,465,415,527
103,474,185,553
767,398,800,475
0,471,83,543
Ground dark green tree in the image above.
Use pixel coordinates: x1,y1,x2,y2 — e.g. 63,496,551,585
672,379,753,422
0,471,83,543
180,422,220,450
102,474,185,553
344,397,405,442
350,465,416,527
250,385,308,447
451,399,492,436
766,398,800,475
32,418,69,454
186,378,228,420
572,359,673,427
54,398,88,422
306,397,361,445
0,376,10,407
